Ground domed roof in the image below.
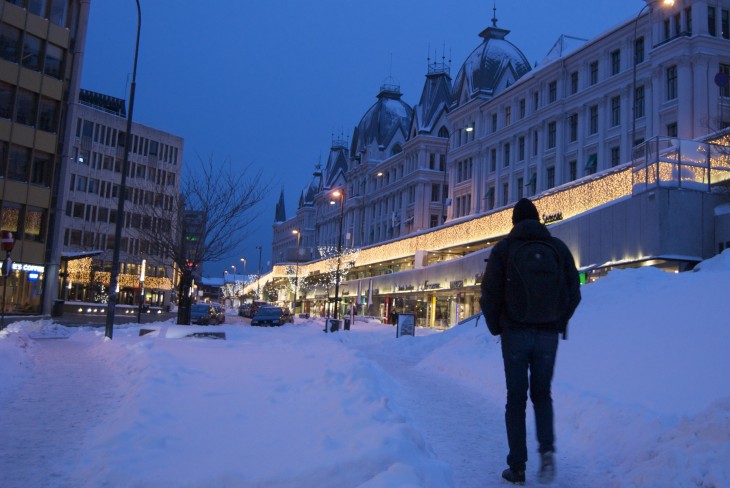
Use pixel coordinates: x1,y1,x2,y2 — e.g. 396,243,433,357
351,79,413,155
452,24,531,109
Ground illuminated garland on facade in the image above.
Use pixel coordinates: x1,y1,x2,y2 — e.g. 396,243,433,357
246,137,729,296
71,269,172,290
252,168,633,292
67,257,93,283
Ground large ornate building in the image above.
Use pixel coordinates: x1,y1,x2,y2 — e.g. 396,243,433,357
266,0,730,326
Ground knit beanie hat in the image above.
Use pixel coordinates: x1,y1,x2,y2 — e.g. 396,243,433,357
512,198,540,224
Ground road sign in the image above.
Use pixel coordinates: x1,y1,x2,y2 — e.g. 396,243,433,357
1,231,14,252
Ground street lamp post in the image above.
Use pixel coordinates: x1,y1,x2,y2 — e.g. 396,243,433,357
231,265,236,283
292,229,301,314
632,0,674,162
105,0,141,340
240,257,246,275
137,258,146,323
331,189,345,322
256,245,262,299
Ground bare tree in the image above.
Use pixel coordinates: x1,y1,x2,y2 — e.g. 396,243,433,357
130,156,269,323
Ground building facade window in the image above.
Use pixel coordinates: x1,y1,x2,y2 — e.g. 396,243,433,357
15,89,37,126
490,148,497,172
31,151,52,186
611,49,621,75
8,144,29,181
546,166,555,189
43,43,63,80
0,202,21,233
720,64,730,98
611,146,621,167
519,98,526,118
611,95,621,127
518,136,525,161
666,65,678,100
569,160,577,181
547,121,556,148
570,71,578,94
503,143,510,167
491,113,498,132
635,36,645,65
0,142,6,177
0,81,12,118
723,9,729,39
589,105,598,134
548,81,557,103
667,122,678,137
505,106,511,126
590,61,599,85
0,23,21,63
635,85,646,118
38,97,58,132
431,184,440,202
708,7,716,36
568,113,578,142
685,7,692,35
21,33,42,71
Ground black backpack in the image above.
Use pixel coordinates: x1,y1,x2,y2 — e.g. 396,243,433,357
505,239,566,324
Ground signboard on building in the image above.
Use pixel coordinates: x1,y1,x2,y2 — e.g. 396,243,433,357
396,312,415,338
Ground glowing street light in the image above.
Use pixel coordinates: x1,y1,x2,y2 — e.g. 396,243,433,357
330,188,345,324
292,229,301,314
231,264,237,282
240,257,247,275
632,0,675,161
256,245,262,299
137,258,146,323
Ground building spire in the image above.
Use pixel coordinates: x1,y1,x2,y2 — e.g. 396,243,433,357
274,189,286,222
491,0,498,27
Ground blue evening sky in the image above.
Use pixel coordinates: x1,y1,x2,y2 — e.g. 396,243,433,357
81,0,641,278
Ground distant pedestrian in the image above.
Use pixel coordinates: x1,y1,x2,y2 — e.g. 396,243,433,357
479,198,581,485
390,309,397,325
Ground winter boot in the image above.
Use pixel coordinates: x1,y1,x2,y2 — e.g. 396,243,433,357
538,451,555,484
502,467,526,484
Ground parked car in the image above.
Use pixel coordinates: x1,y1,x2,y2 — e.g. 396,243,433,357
211,303,225,323
190,303,220,325
250,306,287,327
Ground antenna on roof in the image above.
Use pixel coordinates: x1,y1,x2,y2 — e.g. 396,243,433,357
491,0,498,27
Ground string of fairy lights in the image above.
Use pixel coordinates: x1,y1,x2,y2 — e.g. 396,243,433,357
65,257,172,291
245,134,729,298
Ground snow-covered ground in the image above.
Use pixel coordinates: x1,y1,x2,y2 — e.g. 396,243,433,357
1,251,729,487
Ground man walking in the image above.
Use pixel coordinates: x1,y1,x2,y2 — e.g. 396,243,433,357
480,198,581,485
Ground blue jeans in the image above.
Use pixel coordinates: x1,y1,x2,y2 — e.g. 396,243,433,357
500,327,559,470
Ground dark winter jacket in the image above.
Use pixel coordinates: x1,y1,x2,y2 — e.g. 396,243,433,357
479,220,581,337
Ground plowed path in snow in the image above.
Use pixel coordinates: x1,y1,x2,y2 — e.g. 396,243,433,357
0,337,117,488
353,342,594,487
